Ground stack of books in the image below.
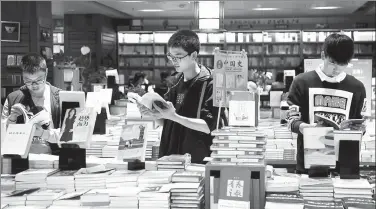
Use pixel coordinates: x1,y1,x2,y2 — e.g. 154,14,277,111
333,178,373,200
303,200,344,209
1,158,12,174
210,128,266,165
1,188,39,207
29,154,59,169
265,193,304,209
299,175,334,201
266,175,300,194
156,154,191,171
80,189,110,207
46,170,76,193
342,197,375,209
170,172,205,209
15,169,59,190
152,143,160,160
138,186,170,209
105,170,144,188
1,175,16,192
87,135,109,157
102,142,120,158
145,130,160,161
137,170,175,188
25,188,66,207
51,190,89,207
108,187,141,209
74,169,114,191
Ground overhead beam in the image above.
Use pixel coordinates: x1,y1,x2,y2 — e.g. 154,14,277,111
89,1,133,18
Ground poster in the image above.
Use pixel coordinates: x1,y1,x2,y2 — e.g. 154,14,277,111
213,50,248,107
304,59,372,116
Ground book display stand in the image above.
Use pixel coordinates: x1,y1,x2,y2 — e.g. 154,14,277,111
59,144,86,170
308,165,330,178
205,163,266,209
127,160,145,170
339,140,360,179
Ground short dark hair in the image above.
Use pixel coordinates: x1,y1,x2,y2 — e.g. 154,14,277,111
275,72,284,83
323,34,354,65
21,53,47,74
167,30,200,54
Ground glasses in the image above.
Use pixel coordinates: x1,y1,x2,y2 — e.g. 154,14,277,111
328,60,347,68
167,53,190,63
24,77,46,87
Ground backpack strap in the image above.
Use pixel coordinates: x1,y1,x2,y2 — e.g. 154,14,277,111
196,81,208,118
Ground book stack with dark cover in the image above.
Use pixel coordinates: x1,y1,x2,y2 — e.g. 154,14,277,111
210,128,266,165
170,171,205,209
156,154,191,171
299,175,334,201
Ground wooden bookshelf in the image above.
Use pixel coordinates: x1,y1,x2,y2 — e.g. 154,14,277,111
117,29,375,83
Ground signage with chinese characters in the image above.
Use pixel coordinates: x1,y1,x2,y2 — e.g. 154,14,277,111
213,49,248,107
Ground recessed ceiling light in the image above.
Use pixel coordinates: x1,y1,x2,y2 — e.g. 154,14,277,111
139,9,164,12
312,6,340,10
253,8,278,11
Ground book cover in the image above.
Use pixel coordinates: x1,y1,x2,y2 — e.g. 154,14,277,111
229,91,256,127
218,167,251,209
303,127,336,169
1,124,36,158
59,107,97,148
6,55,15,66
117,124,148,162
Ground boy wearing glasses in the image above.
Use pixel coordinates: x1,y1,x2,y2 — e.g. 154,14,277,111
2,53,62,154
286,34,367,173
138,30,224,163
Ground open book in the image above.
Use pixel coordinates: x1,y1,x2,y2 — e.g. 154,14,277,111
315,113,365,130
11,104,51,126
127,92,169,111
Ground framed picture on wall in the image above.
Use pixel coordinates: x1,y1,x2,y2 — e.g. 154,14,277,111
1,21,20,42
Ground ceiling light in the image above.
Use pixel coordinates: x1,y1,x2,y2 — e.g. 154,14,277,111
253,8,278,11
139,9,164,12
311,6,340,10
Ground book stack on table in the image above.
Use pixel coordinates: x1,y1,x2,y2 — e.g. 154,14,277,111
156,154,191,171
299,175,334,201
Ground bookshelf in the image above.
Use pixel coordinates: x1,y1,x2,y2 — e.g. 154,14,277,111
53,32,64,54
117,29,375,83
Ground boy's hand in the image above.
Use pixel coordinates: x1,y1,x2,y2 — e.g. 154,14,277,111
137,102,162,120
299,122,317,134
152,101,176,120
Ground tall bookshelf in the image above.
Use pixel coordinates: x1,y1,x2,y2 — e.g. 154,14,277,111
117,29,375,83
53,32,64,55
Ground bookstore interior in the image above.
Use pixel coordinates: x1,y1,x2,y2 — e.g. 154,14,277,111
1,0,376,209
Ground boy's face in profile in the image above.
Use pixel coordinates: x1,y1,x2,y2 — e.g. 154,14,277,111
168,47,196,73
321,51,348,77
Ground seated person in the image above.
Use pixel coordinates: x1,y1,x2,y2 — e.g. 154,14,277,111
1,53,61,154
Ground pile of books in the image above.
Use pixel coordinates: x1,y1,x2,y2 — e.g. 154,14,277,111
1,175,16,192
105,170,144,188
15,169,58,190
145,129,161,161
138,186,170,209
1,158,12,174
51,190,88,207
25,188,66,207
333,178,373,200
46,170,76,192
1,188,39,206
303,200,344,209
210,128,266,165
342,197,375,209
102,142,120,158
170,171,205,209
265,193,304,209
29,154,59,169
266,175,300,194
74,168,114,191
80,189,110,207
137,170,175,188
157,154,191,171
87,135,109,157
108,187,140,209
299,175,334,201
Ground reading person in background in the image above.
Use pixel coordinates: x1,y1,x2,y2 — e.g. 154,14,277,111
286,34,366,174
1,53,61,154
128,72,146,96
271,72,285,91
138,30,224,163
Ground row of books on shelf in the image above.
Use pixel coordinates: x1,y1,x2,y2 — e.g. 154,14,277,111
2,74,22,86
53,33,64,44
6,55,23,67
118,30,375,44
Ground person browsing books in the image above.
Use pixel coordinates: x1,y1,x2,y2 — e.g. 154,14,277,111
286,34,367,173
1,53,62,154
137,30,225,163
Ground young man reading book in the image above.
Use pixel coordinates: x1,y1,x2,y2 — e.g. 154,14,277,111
138,30,223,163
286,34,367,173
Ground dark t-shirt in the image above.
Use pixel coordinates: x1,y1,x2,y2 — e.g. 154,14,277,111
287,71,366,172
159,66,223,163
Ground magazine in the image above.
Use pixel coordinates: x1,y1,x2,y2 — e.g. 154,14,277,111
315,114,365,130
309,88,353,128
59,107,97,148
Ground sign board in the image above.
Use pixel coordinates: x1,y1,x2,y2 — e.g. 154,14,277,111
304,59,373,116
213,50,248,107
